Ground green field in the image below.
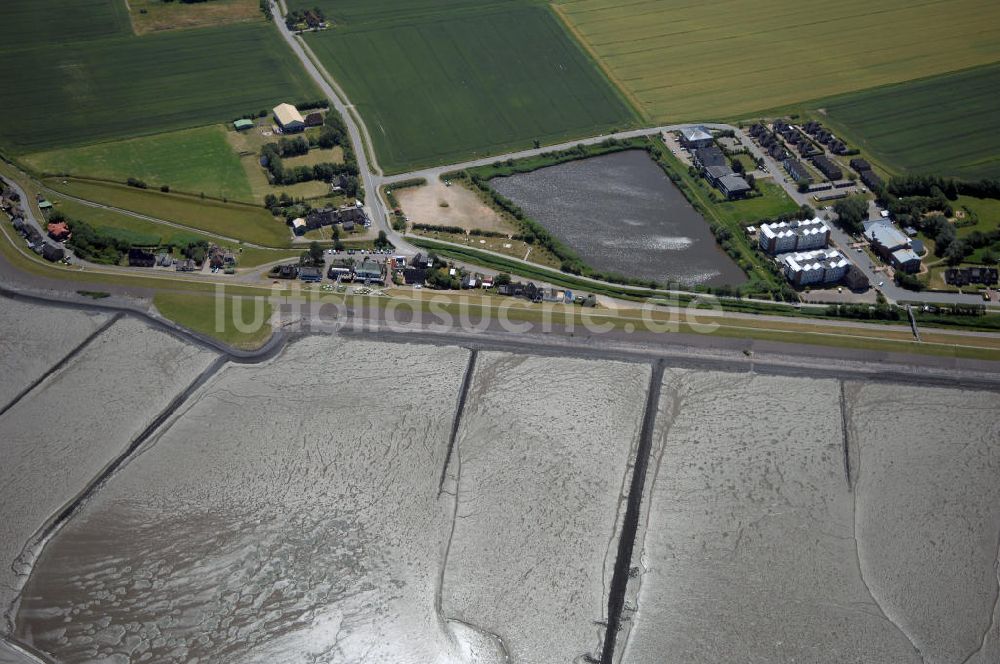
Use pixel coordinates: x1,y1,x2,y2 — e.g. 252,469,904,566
0,19,319,153
814,65,1000,180
554,0,1000,123
46,178,291,247
154,292,273,349
0,0,131,50
298,0,636,172
24,126,254,202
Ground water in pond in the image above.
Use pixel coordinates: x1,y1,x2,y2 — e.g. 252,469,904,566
490,150,746,287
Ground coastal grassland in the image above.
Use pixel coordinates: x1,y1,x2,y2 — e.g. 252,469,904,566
0,22,319,154
45,178,291,247
811,64,1000,180
553,0,1000,123
0,0,130,50
153,292,274,349
24,126,254,202
45,196,300,267
128,0,262,35
301,0,637,172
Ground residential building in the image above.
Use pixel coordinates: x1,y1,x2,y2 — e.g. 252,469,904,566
849,158,871,173
783,158,812,184
718,174,751,199
890,248,922,274
292,218,307,235
47,222,70,241
693,145,727,168
403,267,427,285
679,126,714,148
782,249,850,286
945,267,999,286
299,266,323,282
354,258,384,283
128,247,156,267
758,218,830,254
860,169,883,191
41,243,64,262
811,155,843,180
273,103,305,133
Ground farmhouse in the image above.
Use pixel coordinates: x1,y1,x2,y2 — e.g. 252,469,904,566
273,103,305,133
782,248,850,286
759,218,830,254
679,126,714,148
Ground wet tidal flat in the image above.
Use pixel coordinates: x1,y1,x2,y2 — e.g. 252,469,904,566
489,150,746,287
2,318,999,663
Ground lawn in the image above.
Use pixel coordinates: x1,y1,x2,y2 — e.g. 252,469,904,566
299,0,637,172
553,0,1000,123
23,126,254,202
814,64,1000,180
154,292,274,350
45,178,292,247
0,20,320,153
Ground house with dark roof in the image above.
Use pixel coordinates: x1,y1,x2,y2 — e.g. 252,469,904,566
860,170,883,191
718,174,751,199
354,258,384,283
299,266,323,282
693,146,727,169
945,267,998,286
704,164,733,184
783,158,812,184
811,155,843,181
128,247,156,268
403,267,427,285
41,243,64,262
849,158,871,174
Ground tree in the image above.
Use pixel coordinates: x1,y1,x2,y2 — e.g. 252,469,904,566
832,196,868,234
982,247,998,265
495,272,511,286
798,204,815,220
302,241,324,266
374,230,390,249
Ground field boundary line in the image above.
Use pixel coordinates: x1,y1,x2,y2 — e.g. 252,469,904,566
551,3,648,124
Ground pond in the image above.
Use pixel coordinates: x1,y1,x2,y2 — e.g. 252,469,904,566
490,150,746,287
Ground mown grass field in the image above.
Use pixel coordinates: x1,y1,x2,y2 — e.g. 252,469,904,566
811,64,1000,180
154,292,274,350
299,0,637,172
553,0,1000,123
128,0,262,34
24,126,253,202
0,19,319,153
46,178,291,247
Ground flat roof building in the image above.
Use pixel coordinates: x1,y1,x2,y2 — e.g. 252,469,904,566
718,174,751,199
759,218,829,254
782,248,850,286
273,103,305,133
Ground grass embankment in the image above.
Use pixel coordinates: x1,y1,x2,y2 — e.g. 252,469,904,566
300,0,637,172
154,292,273,350
45,178,290,247
554,0,1000,124
24,126,254,203
0,17,319,153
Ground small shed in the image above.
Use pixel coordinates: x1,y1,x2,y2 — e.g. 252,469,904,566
233,118,255,131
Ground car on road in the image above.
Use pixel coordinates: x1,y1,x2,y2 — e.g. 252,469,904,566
878,281,885,287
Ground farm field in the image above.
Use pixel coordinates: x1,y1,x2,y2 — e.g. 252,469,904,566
301,0,637,173
0,0,130,50
553,0,1000,123
814,64,1000,180
45,178,291,247
0,21,319,154
23,126,254,202
127,0,262,34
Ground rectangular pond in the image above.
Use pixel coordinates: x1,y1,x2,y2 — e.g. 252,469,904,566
489,150,747,287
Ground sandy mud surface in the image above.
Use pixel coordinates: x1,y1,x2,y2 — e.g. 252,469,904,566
441,353,650,662
0,297,110,410
622,370,923,663
14,339,506,664
0,317,216,631
396,181,512,233
847,382,1000,664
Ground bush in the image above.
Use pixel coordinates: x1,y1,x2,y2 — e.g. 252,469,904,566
126,177,148,189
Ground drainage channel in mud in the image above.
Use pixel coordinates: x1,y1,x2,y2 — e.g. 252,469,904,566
439,349,479,496
600,359,665,664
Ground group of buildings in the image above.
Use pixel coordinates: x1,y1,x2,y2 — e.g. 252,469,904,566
0,187,65,263
292,204,367,236
756,218,856,287
680,127,752,200
863,222,921,274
